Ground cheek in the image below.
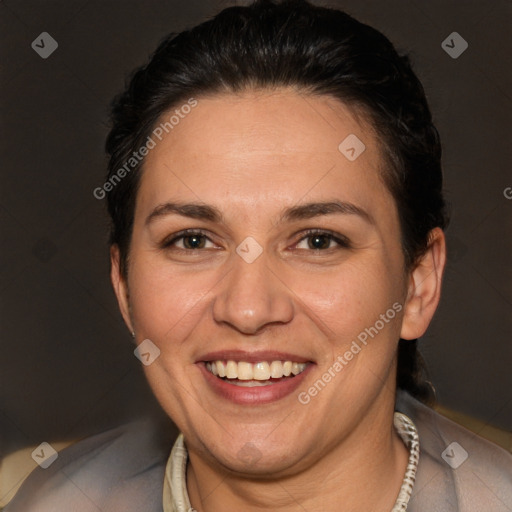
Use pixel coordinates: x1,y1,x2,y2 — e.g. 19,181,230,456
127,255,217,347
127,238,405,361
291,258,402,343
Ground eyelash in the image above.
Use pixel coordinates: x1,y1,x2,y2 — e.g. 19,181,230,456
161,228,351,252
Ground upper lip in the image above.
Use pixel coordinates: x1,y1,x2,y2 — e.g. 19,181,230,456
197,350,313,364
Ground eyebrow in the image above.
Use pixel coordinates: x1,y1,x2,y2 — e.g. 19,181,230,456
145,202,223,225
145,200,373,226
280,200,373,225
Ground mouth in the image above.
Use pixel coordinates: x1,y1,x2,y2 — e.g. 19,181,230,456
197,352,313,404
205,360,308,387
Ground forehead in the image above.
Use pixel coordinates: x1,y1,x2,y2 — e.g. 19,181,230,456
148,88,376,157
137,88,391,217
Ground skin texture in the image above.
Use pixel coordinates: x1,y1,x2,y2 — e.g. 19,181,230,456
111,88,446,511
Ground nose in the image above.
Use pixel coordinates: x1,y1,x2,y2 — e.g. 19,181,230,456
212,249,294,335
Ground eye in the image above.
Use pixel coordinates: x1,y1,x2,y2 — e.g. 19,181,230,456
162,230,217,251
294,229,350,251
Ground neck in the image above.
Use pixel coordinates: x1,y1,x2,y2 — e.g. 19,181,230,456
186,389,409,512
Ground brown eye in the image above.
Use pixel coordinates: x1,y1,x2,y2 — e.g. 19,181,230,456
295,230,350,251
182,234,207,249
307,234,332,250
162,230,216,251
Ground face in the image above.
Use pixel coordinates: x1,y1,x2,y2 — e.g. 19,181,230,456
111,88,439,477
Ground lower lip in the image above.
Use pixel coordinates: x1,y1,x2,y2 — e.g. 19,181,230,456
197,363,313,405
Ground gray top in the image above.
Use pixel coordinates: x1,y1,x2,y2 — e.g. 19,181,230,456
6,390,512,512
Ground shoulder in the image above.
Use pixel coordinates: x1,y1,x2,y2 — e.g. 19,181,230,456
396,390,512,512
5,415,178,512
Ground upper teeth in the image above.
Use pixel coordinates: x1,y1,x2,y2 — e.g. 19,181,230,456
206,360,307,380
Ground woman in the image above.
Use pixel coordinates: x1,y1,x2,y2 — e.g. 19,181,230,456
7,1,512,511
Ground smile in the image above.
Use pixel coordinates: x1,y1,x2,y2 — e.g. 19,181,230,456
205,360,308,386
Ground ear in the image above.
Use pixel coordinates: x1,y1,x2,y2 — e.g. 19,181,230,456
110,245,134,334
400,227,447,340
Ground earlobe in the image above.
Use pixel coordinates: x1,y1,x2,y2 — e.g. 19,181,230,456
110,245,134,334
400,228,447,340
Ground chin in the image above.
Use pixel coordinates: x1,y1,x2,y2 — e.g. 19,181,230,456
211,445,303,477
